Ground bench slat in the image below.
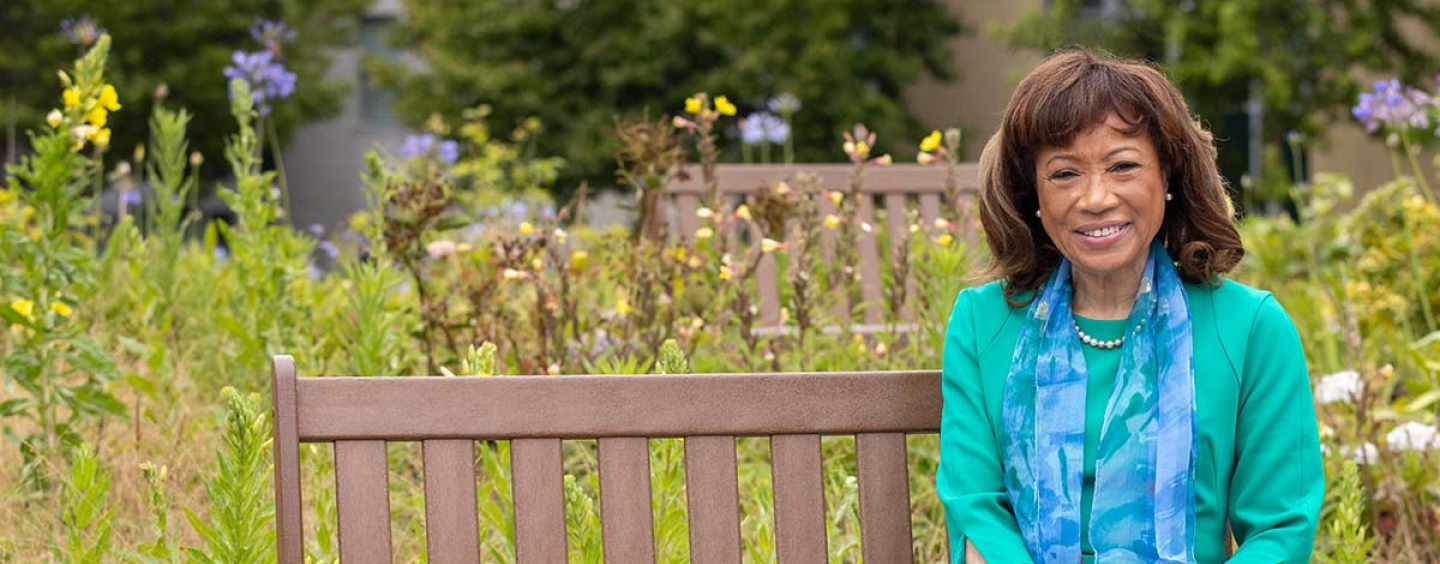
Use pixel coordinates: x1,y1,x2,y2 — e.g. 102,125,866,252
854,196,883,325
294,372,941,440
271,355,305,564
884,193,914,321
756,240,782,327
684,435,742,564
334,440,392,563
918,193,941,227
423,439,480,564
771,434,827,564
856,432,914,564
675,194,700,241
667,164,969,195
513,438,568,564
598,437,657,564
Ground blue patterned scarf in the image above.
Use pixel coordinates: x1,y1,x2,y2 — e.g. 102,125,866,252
1002,241,1197,563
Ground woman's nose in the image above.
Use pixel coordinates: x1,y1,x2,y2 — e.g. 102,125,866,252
1078,174,1118,212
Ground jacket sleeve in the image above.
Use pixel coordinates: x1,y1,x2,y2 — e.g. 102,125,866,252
1226,295,1325,563
937,288,1035,564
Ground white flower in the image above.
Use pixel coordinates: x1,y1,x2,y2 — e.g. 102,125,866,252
1385,421,1440,451
426,239,458,259
1340,442,1380,464
1315,370,1362,404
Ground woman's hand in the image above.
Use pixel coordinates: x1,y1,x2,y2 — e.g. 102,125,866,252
965,539,989,564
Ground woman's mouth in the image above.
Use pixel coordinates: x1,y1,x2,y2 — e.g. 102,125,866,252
1076,223,1130,243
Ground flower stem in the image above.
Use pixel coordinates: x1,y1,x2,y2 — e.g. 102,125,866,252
1399,132,1437,203
264,117,293,222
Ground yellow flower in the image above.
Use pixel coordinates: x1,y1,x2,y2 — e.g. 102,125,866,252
735,204,752,221
616,299,632,316
824,214,841,230
531,257,545,271
714,96,737,116
760,238,783,253
933,234,954,246
46,109,63,128
91,128,111,148
719,266,733,281
0,189,11,205
502,268,527,280
695,227,714,240
98,84,121,111
86,106,108,128
63,88,81,109
920,130,942,152
827,191,844,207
50,301,73,317
685,96,703,115
9,298,35,321
570,250,590,270
855,141,870,155
518,221,536,236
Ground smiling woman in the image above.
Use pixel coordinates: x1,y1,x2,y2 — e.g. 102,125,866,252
936,48,1324,564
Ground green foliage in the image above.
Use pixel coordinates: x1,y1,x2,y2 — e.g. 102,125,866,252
130,462,182,564
0,36,126,490
1319,461,1375,564
184,387,275,564
0,0,369,174
59,444,115,564
377,0,965,194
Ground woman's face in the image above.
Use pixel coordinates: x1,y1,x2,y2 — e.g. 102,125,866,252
1034,114,1167,283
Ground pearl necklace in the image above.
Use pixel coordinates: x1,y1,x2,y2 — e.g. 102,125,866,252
1073,318,1140,350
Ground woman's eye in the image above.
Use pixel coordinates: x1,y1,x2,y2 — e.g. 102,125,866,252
1047,169,1079,180
1109,162,1140,173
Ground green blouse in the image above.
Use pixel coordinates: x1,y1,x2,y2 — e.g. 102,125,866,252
937,279,1324,564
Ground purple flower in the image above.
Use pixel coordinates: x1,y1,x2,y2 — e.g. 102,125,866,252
251,19,297,55
123,190,143,206
1352,78,1434,133
224,50,297,116
307,223,326,237
399,133,460,164
317,240,340,260
739,112,790,145
61,15,105,47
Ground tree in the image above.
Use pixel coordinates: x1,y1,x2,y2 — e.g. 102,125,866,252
376,0,965,196
1005,0,1440,208
0,0,369,175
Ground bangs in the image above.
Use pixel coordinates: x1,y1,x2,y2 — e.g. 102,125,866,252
1020,63,1157,153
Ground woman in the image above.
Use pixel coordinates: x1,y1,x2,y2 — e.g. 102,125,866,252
937,49,1324,564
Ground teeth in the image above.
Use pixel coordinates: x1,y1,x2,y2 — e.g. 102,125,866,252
1082,225,1123,237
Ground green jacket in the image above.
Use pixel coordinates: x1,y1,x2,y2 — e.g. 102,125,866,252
937,279,1324,563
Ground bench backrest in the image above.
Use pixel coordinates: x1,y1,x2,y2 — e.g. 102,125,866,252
662,163,979,328
271,355,943,564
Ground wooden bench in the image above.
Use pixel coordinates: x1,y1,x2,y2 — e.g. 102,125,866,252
271,355,944,563
663,163,979,330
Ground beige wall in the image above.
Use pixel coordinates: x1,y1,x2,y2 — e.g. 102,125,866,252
904,0,1044,160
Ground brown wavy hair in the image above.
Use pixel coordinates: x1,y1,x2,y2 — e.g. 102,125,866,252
978,47,1244,306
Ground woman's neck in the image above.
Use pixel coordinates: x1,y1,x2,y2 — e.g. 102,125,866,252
1071,267,1143,320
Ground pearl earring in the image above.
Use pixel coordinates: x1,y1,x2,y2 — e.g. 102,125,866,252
1165,192,1173,201
1035,209,1041,218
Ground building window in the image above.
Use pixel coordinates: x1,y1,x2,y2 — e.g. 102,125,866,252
358,17,400,126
